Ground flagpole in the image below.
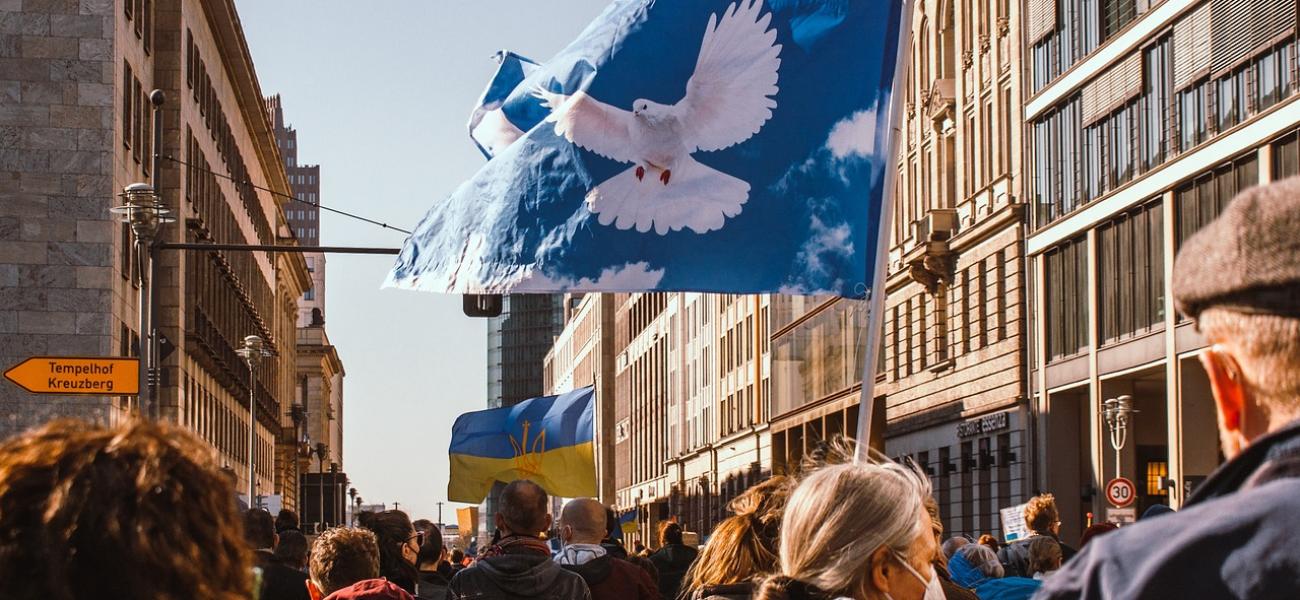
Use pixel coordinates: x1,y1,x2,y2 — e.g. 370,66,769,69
854,0,916,463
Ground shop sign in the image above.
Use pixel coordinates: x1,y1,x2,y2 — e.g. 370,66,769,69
957,411,1010,438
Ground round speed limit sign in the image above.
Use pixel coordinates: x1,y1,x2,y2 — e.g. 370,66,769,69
1106,477,1137,508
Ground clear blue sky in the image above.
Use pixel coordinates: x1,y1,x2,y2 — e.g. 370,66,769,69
236,0,609,522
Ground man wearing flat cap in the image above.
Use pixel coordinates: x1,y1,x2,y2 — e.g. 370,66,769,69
1038,177,1300,599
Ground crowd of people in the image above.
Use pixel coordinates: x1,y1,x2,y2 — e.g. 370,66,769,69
0,180,1297,599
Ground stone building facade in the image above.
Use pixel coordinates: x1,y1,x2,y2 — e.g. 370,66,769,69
0,0,309,508
605,293,771,546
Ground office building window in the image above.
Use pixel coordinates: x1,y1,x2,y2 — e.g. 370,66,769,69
1101,0,1136,40
1275,130,1300,180
1141,36,1171,171
1098,199,1164,345
1032,96,1083,225
1045,237,1088,361
1216,67,1246,132
1176,152,1258,248
1178,79,1209,152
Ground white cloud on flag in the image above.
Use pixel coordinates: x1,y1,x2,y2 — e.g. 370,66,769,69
825,106,880,159
510,261,666,292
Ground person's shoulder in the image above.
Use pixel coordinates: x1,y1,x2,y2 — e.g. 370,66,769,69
1042,482,1300,599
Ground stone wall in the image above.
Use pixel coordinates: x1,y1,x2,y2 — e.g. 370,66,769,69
0,0,120,437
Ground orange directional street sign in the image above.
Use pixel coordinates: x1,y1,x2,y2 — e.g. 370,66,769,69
4,356,139,396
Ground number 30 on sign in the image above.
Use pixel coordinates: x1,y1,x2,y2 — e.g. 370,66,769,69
1106,477,1137,508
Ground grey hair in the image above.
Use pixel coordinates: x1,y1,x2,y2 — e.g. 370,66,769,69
1198,308,1300,419
958,543,1004,578
773,457,932,595
942,536,970,560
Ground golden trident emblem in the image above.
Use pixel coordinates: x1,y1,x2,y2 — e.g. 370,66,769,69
509,420,546,476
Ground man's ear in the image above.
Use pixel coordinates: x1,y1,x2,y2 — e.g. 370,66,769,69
543,514,553,534
272,532,279,551
1202,347,1248,455
306,579,323,600
494,512,507,533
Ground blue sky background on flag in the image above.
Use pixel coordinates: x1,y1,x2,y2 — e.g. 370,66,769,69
389,0,905,296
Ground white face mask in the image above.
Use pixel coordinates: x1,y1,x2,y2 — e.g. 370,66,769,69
885,550,945,600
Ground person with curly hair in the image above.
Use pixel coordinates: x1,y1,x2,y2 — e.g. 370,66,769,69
0,419,252,599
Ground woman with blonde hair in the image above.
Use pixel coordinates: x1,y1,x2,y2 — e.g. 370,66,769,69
755,458,943,600
682,475,795,599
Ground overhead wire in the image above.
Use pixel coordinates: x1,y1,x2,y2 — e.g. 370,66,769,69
161,154,413,235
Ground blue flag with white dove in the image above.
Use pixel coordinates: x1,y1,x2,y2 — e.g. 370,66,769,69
388,0,905,295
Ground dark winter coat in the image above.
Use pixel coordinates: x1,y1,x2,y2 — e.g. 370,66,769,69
1036,418,1300,599
253,549,310,600
414,569,450,600
648,544,698,600
996,535,1075,578
562,554,659,600
446,552,590,600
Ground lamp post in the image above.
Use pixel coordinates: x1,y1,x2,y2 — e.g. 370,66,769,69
289,402,308,511
110,183,174,418
236,335,272,509
348,487,357,525
297,430,311,515
1102,395,1138,478
314,442,327,531
109,91,169,419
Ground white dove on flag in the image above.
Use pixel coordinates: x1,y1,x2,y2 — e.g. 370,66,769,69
532,0,782,235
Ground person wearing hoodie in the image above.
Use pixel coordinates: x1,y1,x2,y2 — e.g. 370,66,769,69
447,479,590,600
307,526,415,600
556,498,659,600
648,522,698,600
948,544,1038,600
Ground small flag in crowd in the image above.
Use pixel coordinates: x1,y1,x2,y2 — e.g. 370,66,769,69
447,387,596,504
387,0,905,296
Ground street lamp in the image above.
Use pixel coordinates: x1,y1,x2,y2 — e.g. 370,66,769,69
236,335,272,509
314,442,327,531
1102,395,1138,478
288,402,308,512
348,487,357,524
109,182,174,418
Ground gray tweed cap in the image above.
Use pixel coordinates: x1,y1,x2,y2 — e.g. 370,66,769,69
1172,176,1300,320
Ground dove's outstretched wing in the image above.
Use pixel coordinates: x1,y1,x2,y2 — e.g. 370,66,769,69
534,88,640,163
679,0,782,153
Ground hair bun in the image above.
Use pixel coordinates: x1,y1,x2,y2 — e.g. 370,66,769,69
754,576,793,600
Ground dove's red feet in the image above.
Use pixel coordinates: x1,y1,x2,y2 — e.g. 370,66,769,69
635,166,645,181
660,169,671,185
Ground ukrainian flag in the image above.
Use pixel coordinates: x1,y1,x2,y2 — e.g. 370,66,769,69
448,387,596,503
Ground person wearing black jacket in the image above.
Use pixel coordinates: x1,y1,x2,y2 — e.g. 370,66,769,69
447,480,590,600
1038,177,1300,599
648,522,698,600
245,508,310,600
414,523,451,600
